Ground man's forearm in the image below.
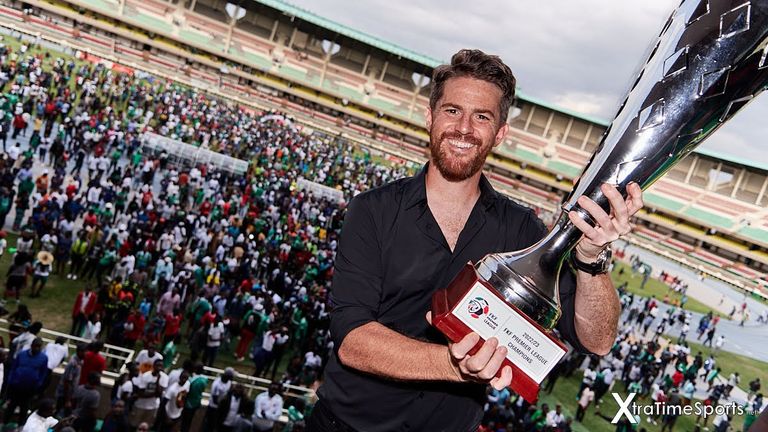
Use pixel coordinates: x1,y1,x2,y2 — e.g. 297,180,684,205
338,321,459,382
573,272,620,356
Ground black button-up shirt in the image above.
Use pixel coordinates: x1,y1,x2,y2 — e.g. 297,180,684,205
318,164,587,432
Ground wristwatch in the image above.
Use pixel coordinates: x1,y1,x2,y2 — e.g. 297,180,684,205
569,246,612,276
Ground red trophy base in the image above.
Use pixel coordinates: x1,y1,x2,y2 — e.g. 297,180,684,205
431,263,568,403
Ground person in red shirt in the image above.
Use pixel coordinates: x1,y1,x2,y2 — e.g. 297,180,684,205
82,210,98,228
80,342,106,385
164,310,182,345
72,286,97,336
124,310,146,349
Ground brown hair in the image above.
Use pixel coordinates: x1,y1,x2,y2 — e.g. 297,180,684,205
429,49,516,124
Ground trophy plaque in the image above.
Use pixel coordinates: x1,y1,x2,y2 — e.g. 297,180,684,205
432,0,768,403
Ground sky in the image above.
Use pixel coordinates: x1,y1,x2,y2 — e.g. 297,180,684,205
287,0,768,168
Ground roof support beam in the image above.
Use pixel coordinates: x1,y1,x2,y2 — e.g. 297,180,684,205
756,176,768,206
523,104,535,132
685,155,699,184
561,118,573,144
580,124,592,150
378,60,388,81
269,19,279,41
731,168,746,198
362,54,370,75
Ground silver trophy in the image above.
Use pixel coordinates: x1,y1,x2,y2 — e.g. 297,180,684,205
475,0,768,329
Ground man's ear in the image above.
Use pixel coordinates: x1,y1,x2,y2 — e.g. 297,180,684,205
426,108,432,131
494,123,509,147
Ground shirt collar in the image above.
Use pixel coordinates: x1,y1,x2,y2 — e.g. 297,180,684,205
403,163,498,211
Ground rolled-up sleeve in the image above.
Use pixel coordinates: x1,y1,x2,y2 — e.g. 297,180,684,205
328,195,383,352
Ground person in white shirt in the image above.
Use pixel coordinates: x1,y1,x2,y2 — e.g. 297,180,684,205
42,337,69,389
252,382,284,432
135,346,164,374
22,398,70,432
131,360,169,428
82,313,101,341
163,371,190,430
219,384,252,431
202,368,235,430
576,386,594,422
204,319,225,367
545,404,565,429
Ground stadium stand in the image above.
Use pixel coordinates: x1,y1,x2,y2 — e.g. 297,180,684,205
5,0,768,296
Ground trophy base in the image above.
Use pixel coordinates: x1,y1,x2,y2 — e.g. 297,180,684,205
431,263,568,403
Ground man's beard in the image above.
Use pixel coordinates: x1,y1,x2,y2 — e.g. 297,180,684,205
429,129,492,182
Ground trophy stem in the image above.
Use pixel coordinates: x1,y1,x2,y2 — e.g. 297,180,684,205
475,210,581,330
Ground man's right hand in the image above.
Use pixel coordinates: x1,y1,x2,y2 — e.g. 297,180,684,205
426,312,513,390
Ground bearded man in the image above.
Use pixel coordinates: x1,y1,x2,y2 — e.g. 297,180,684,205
308,49,643,432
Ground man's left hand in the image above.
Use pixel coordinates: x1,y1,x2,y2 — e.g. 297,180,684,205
568,182,644,261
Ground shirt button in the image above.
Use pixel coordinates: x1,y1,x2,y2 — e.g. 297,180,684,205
418,392,424,398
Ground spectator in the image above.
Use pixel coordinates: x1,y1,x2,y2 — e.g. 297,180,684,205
72,372,102,432
252,382,284,432
6,338,49,424
131,359,169,427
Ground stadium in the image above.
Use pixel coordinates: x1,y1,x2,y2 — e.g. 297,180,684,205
0,0,765,431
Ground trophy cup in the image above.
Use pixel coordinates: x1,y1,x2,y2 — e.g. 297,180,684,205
431,0,768,403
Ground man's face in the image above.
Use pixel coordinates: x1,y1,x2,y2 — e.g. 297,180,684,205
426,76,508,182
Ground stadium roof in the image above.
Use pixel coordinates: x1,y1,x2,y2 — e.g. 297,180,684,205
256,0,609,127
255,0,443,68
695,147,768,174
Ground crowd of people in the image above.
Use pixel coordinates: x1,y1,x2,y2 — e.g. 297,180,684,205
0,37,408,431
477,283,765,432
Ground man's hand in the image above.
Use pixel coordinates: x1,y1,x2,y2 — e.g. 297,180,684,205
426,312,512,390
568,182,644,261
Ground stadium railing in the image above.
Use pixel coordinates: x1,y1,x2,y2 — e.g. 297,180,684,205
0,318,136,382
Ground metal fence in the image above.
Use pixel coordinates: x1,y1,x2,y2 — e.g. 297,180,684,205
141,132,250,176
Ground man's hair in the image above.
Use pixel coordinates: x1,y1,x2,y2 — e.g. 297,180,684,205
429,49,516,124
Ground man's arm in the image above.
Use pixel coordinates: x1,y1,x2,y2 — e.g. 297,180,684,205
338,320,512,389
571,272,620,355
568,183,644,355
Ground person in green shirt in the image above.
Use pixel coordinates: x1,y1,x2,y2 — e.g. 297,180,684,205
181,363,208,432
162,336,178,370
527,404,549,431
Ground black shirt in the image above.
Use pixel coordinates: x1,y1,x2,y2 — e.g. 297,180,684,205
318,165,589,432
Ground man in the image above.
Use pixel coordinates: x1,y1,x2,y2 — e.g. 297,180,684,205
55,343,86,415
71,285,97,336
42,336,69,390
545,404,566,429
217,384,253,432
6,338,49,424
252,382,284,432
202,367,235,431
308,49,643,431
21,398,73,432
180,363,208,432
135,345,163,374
80,342,106,385
72,372,102,432
132,359,169,427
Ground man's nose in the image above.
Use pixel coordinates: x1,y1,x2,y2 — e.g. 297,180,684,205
455,114,473,135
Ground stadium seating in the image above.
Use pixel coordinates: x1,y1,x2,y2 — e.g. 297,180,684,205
9,0,768,292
